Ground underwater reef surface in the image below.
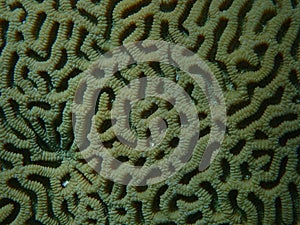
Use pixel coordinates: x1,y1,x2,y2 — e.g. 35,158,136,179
0,0,299,224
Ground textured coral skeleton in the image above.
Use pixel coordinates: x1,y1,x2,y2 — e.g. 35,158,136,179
72,40,227,186
0,0,300,224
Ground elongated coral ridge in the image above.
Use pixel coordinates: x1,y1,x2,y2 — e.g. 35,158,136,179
0,0,299,224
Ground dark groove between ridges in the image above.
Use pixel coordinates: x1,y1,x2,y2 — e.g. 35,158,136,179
54,49,68,70
178,0,197,35
10,126,27,139
0,19,8,55
37,71,54,91
228,0,254,53
75,168,93,185
247,52,283,97
227,99,251,116
32,12,47,40
27,174,56,221
7,177,59,224
188,34,204,52
228,190,247,222
289,69,300,89
0,198,20,224
56,68,82,92
179,168,199,184
8,1,27,21
291,27,300,60
17,113,58,154
168,194,198,212
137,15,151,41
219,0,234,11
254,130,268,139
3,143,30,165
160,0,177,12
247,192,264,225
279,129,300,146
152,184,168,212
61,199,75,219
237,86,284,129
157,222,176,225
254,43,269,58
87,193,109,224
74,28,89,60
254,9,276,34
132,201,144,223
219,158,230,182
288,182,299,224
120,0,151,19
6,52,19,87
199,181,218,212
185,210,203,223
236,59,260,72
27,101,51,110
252,149,274,171
269,113,297,128
231,52,282,119
51,102,66,147
217,60,236,91
78,7,98,24
276,18,291,43
26,22,60,62
240,162,252,179
207,18,228,61
66,21,74,39
103,0,123,40
118,23,137,44
70,0,78,9
275,197,282,224
196,0,211,27
297,146,300,175
230,139,246,155
260,156,288,189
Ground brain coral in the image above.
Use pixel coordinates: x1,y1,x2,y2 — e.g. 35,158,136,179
0,0,299,224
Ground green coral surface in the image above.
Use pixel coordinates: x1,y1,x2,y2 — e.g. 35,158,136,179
0,0,300,224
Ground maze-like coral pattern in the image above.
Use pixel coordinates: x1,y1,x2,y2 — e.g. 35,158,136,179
0,0,300,224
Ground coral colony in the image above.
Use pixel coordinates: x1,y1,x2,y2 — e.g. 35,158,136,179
0,0,299,224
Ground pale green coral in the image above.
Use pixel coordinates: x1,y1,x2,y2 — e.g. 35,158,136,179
0,0,300,224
